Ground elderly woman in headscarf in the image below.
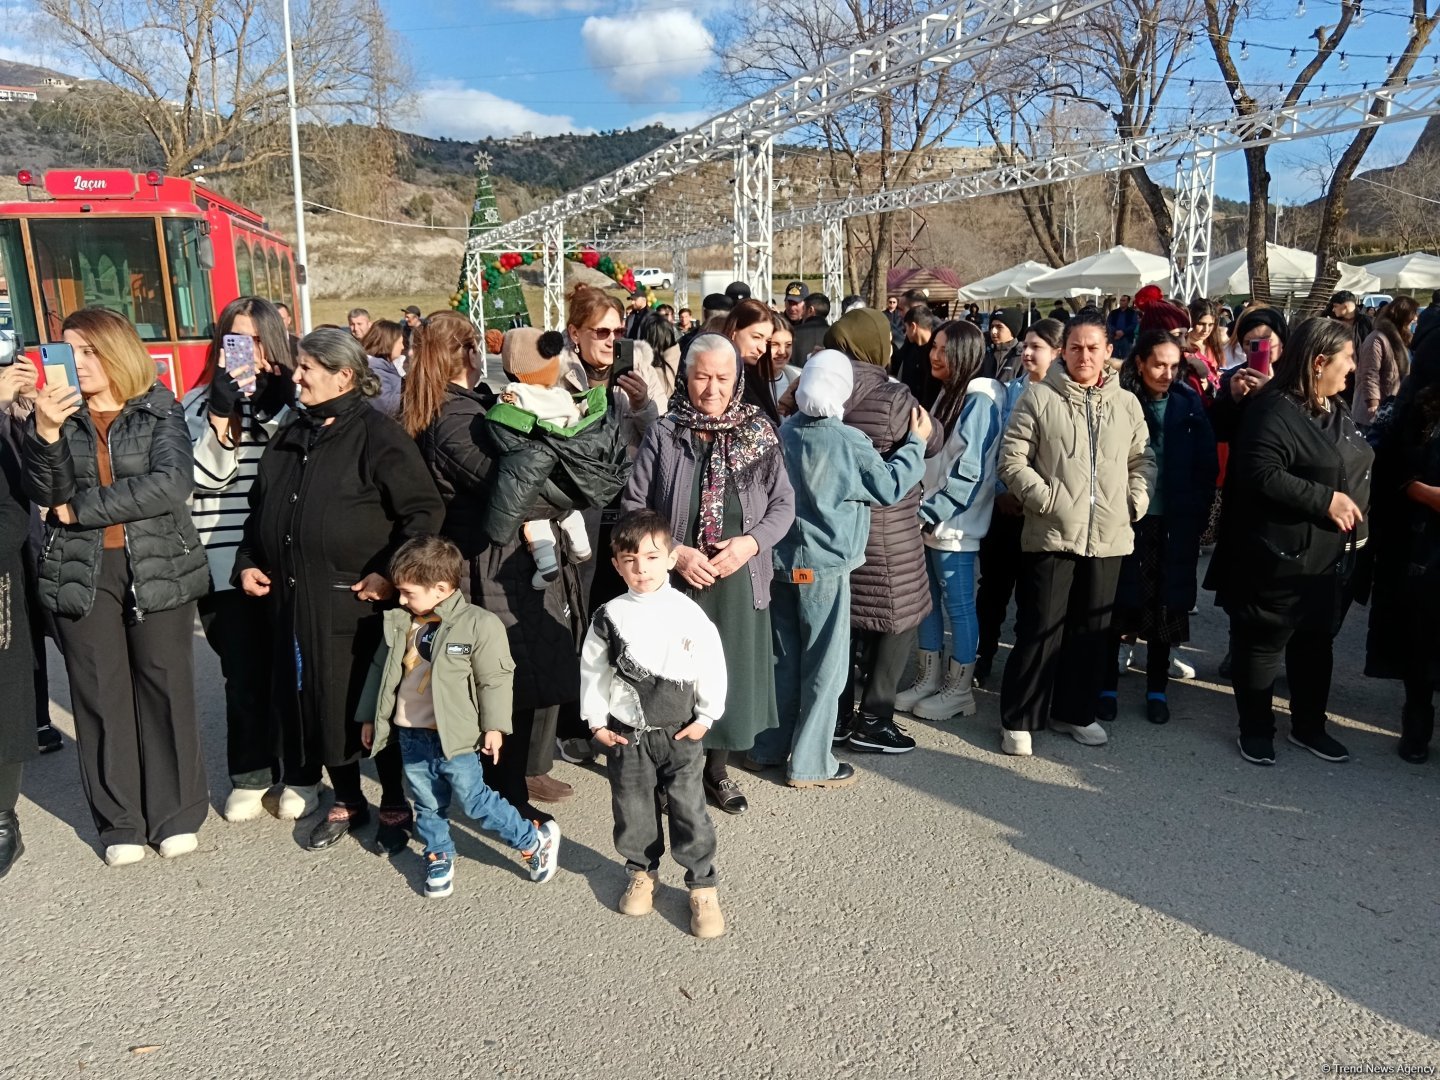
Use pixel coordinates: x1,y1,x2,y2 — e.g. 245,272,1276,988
622,334,795,814
780,307,944,752
749,351,929,788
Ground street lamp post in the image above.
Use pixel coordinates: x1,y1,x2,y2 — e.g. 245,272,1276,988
281,0,312,332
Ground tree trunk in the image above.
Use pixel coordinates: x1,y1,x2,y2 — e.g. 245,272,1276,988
1243,146,1272,305
1129,167,1174,253
870,210,893,306
1114,171,1130,248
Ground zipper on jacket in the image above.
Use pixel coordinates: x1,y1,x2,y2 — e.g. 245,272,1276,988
107,417,145,623
1085,388,1099,555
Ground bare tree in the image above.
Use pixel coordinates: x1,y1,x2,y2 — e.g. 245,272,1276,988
714,0,988,302
1202,0,1389,305
1352,147,1440,254
35,0,407,177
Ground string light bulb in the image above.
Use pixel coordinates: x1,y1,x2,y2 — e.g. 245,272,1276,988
1240,41,1250,61
1289,47,1299,69
1295,0,1306,15
1339,52,1349,71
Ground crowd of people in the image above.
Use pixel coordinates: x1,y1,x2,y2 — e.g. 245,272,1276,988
0,276,1436,941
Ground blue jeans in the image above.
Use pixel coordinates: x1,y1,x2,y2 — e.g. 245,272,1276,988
754,575,850,782
396,728,538,857
919,548,978,663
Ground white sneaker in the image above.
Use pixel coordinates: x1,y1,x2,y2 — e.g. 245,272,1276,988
1001,729,1033,756
223,786,268,822
1050,721,1109,746
158,833,198,859
276,784,321,821
1168,656,1196,680
524,820,561,883
104,843,146,867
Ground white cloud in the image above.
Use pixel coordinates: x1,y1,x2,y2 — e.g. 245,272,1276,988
581,10,715,103
493,0,603,12
632,108,712,132
403,81,595,140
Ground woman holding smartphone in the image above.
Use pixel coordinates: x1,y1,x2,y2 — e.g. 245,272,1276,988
24,308,211,866
183,296,297,823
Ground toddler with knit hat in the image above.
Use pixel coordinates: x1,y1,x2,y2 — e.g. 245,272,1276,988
497,327,593,587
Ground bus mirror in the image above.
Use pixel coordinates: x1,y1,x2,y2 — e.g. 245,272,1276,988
197,236,215,270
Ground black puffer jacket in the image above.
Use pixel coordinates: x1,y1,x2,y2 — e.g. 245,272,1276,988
416,385,585,711
23,383,208,619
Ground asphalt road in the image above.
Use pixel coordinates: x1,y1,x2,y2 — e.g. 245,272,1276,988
3,574,1438,1080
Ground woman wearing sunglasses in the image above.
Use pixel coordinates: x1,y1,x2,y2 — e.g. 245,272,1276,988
558,285,667,452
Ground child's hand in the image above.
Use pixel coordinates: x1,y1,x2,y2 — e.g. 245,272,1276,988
481,730,503,762
360,722,374,750
673,722,707,741
593,727,629,748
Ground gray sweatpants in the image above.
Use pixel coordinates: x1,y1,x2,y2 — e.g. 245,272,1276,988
606,722,718,889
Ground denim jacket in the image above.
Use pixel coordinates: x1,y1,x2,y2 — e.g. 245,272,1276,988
918,378,1005,552
622,416,796,609
774,414,925,574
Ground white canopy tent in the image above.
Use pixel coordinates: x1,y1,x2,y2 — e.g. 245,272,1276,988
1204,243,1380,298
1356,252,1440,291
957,260,1055,301
1026,246,1172,297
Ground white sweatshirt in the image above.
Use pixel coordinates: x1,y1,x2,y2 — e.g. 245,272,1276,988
580,582,727,732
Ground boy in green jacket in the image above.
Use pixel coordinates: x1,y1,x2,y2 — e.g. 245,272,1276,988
361,536,560,898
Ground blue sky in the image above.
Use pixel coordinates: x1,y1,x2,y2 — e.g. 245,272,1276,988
5,0,1438,206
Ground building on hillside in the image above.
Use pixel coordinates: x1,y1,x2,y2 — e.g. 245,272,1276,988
0,86,39,102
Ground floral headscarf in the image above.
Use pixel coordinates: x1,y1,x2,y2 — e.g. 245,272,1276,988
666,346,779,554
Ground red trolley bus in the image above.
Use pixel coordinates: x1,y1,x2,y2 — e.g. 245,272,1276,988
0,167,298,392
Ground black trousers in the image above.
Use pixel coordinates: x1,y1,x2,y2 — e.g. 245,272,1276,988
976,511,1024,663
838,627,916,724
1101,632,1170,695
608,723,717,889
56,550,208,846
0,762,20,812
197,588,277,789
1229,618,1335,740
482,706,557,825
1000,552,1122,732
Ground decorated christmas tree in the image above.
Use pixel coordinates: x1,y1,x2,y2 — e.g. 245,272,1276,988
451,152,531,332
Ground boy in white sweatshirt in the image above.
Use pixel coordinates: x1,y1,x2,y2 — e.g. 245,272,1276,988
580,509,728,938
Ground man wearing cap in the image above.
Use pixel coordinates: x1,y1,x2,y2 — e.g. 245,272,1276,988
884,295,905,352
783,281,809,329
624,288,650,339
725,281,751,303
401,305,424,352
982,309,1026,382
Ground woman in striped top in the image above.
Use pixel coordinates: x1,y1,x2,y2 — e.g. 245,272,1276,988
183,297,297,823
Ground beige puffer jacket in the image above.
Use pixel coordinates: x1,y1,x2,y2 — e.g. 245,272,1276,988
998,363,1156,558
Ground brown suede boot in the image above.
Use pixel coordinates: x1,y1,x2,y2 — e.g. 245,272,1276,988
688,887,725,939
618,869,657,916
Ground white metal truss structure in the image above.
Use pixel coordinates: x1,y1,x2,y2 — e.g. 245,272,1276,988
822,219,845,304
734,138,775,303
463,249,483,332
1171,148,1216,302
542,218,565,331
675,76,1440,271
469,0,1113,323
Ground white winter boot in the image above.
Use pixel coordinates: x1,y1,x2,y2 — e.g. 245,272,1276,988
894,650,943,713
914,659,978,721
556,509,592,562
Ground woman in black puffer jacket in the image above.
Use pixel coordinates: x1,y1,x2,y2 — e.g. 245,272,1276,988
24,308,210,867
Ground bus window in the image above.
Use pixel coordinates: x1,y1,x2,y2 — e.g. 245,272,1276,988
30,218,168,341
0,218,40,346
255,243,272,300
281,253,293,309
235,237,253,296
267,249,281,303
163,218,215,340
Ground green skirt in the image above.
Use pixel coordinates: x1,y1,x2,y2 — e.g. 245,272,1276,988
686,572,778,752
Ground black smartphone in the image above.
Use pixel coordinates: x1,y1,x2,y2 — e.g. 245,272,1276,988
609,338,635,386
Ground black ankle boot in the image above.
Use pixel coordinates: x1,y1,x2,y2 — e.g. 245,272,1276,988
1399,699,1435,764
0,809,23,878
